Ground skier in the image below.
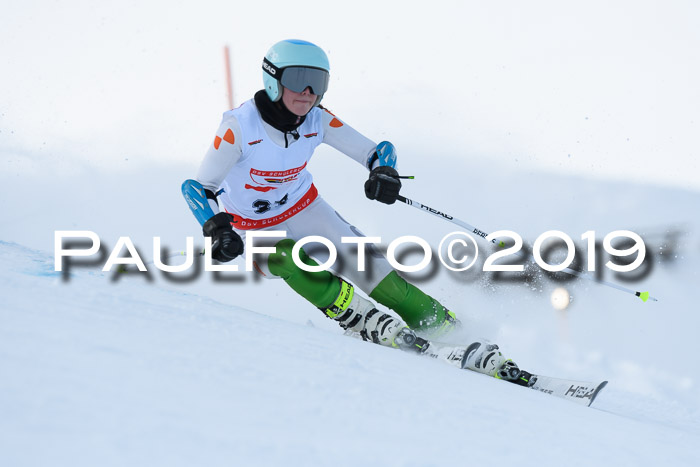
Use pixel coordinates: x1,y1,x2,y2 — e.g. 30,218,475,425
182,39,526,384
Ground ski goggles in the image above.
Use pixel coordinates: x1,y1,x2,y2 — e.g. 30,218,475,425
263,58,330,95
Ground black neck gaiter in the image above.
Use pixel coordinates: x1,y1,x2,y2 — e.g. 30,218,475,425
254,89,307,133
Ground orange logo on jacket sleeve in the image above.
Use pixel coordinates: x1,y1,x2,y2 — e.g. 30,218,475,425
214,128,235,150
223,128,235,144
322,107,343,127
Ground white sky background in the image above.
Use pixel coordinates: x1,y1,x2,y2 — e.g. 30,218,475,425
1,0,698,191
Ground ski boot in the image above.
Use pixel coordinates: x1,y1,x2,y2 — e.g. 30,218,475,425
423,310,461,340
496,360,537,388
460,339,507,376
392,327,431,354
461,340,537,387
459,340,533,384
323,279,421,349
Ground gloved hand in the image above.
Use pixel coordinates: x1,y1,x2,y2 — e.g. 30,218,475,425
202,212,244,262
364,166,402,204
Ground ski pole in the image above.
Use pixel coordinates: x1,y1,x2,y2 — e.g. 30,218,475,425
396,194,657,302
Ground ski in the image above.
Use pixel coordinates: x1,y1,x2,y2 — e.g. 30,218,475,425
343,329,608,407
422,342,608,407
527,375,608,407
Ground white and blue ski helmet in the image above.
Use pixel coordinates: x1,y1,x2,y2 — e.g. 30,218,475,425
262,39,330,106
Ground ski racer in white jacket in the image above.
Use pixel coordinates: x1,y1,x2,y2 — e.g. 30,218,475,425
183,39,525,383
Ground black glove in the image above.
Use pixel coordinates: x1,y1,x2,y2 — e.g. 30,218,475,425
364,166,402,204
202,212,244,262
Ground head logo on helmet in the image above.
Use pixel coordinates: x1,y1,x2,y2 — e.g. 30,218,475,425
262,60,277,76
262,39,330,107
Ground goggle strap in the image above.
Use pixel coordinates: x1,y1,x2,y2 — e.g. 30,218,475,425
262,58,281,78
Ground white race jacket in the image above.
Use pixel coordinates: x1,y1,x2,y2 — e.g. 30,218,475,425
195,99,379,230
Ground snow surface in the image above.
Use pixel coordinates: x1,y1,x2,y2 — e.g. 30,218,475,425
1,159,699,466
1,236,699,467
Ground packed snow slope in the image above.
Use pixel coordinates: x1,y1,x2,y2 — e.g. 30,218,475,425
0,240,699,467
1,157,699,466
